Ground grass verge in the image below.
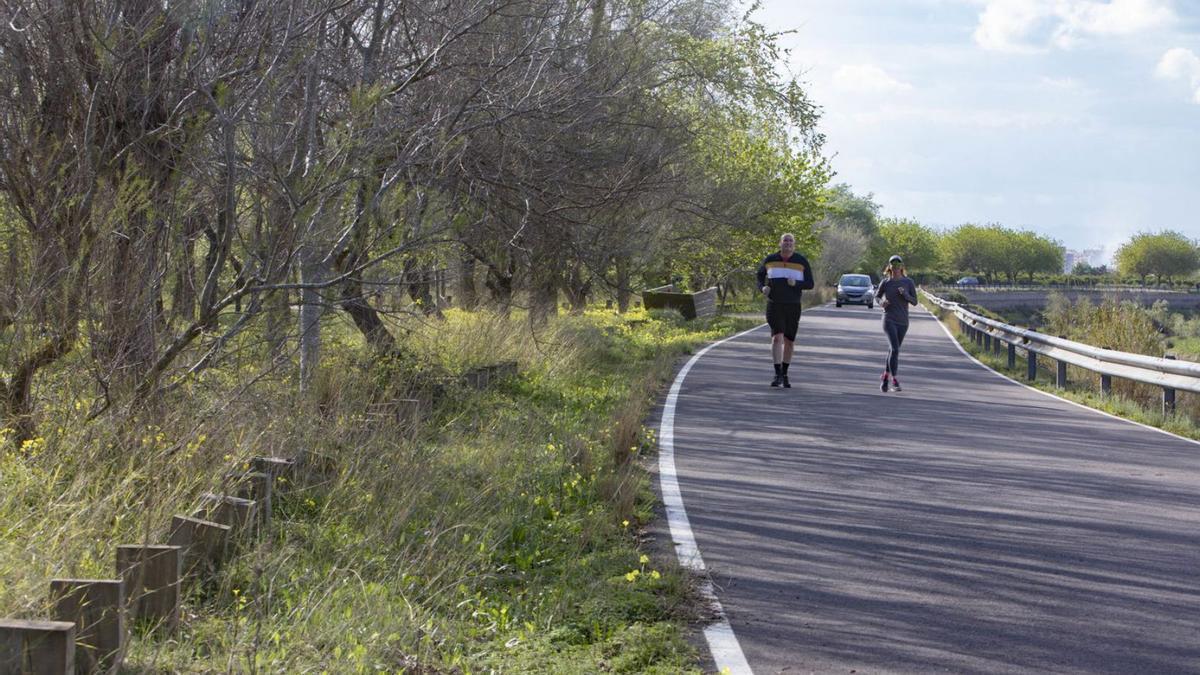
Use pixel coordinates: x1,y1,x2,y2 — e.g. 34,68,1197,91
2,306,757,672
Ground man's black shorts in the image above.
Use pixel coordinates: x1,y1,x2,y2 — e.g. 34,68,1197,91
766,301,801,341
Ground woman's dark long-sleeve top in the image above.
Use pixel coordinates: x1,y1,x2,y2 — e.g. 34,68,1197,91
875,277,918,324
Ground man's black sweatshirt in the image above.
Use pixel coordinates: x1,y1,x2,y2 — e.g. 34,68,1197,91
756,252,815,304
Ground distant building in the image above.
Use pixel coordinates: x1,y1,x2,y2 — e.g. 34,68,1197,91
1064,248,1105,273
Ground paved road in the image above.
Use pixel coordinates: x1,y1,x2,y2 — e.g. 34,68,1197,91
668,303,1200,674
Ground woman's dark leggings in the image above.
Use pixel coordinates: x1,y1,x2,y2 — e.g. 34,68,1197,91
884,319,909,376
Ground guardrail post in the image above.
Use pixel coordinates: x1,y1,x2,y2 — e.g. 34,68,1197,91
983,333,992,351
1101,374,1112,395
1056,360,1068,388
1027,349,1037,381
1163,355,1177,415
50,578,126,673
0,619,75,673
116,545,182,633
1007,343,1016,369
993,335,1002,355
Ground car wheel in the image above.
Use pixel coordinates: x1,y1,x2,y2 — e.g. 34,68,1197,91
835,301,842,307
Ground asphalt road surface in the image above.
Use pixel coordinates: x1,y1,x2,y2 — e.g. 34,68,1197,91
668,303,1200,674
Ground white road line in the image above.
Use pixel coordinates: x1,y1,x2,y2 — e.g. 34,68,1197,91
922,304,1200,448
659,323,763,675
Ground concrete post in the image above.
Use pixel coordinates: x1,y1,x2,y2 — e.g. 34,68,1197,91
49,579,126,674
0,619,75,674
116,545,182,632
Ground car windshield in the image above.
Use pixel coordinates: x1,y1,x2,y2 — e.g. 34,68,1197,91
840,275,870,287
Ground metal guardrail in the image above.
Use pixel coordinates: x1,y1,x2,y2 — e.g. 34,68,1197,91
923,283,1199,294
923,289,1200,413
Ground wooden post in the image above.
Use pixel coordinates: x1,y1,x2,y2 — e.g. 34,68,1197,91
116,545,182,632
169,515,232,578
246,472,272,525
197,494,258,537
253,456,296,495
225,471,273,527
49,579,126,674
0,619,75,674
252,456,295,481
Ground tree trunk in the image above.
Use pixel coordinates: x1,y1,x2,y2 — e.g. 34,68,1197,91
615,257,631,313
564,262,590,314
403,259,438,316
298,251,324,392
485,263,515,315
459,254,478,310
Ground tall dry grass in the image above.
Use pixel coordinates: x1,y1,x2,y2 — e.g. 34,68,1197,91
4,305,747,671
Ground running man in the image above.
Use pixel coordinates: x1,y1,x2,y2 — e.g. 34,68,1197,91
757,233,815,388
875,255,918,392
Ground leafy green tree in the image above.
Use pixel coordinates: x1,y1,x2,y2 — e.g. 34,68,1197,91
825,184,880,238
1014,230,1065,281
1115,231,1200,283
662,13,830,291
939,224,1002,278
876,217,941,271
939,223,1062,282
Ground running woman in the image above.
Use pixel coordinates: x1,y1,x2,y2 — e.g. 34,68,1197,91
875,255,918,392
756,233,815,388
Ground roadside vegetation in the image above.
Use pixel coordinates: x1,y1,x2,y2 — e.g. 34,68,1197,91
922,294,1200,442
2,307,756,672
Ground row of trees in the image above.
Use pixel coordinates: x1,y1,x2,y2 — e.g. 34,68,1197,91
0,1,831,440
812,188,1198,285
814,199,1065,283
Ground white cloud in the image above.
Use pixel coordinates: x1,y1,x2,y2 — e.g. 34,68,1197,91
973,0,1176,52
1154,47,1200,103
974,0,1054,52
831,64,913,94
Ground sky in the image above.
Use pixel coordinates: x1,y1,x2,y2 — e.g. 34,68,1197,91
751,0,1200,261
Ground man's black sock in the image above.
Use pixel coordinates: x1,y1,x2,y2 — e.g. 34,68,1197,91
773,363,782,375
780,362,790,375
